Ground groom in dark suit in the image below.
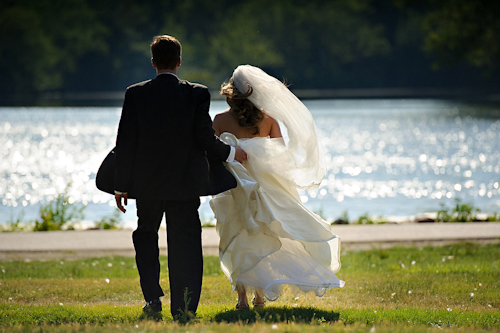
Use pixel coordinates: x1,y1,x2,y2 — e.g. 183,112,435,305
114,35,246,318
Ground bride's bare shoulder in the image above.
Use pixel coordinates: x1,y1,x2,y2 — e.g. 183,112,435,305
214,109,232,118
213,109,235,125
213,109,237,136
262,114,278,124
262,114,282,138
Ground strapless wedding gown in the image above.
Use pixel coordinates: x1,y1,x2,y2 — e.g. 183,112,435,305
210,133,344,301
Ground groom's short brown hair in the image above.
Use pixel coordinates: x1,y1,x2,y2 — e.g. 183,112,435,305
150,35,182,70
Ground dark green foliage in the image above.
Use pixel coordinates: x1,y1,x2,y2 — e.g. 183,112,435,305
94,209,122,230
402,0,500,71
487,213,500,222
355,212,386,224
333,210,350,224
175,288,197,324
1,191,129,232
0,0,108,100
437,202,451,223
356,213,374,224
33,185,85,231
453,199,480,222
2,0,498,104
437,198,481,222
0,211,27,232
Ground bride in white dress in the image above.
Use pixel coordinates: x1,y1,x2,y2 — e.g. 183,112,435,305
210,65,344,310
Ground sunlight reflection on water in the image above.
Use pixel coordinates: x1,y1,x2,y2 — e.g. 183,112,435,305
0,100,499,226
305,100,500,219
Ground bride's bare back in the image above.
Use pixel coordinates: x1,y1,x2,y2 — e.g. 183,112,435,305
213,109,282,139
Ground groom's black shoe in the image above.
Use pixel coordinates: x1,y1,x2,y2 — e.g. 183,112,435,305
142,298,162,314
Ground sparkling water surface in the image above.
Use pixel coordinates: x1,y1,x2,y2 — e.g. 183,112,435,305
1,99,499,228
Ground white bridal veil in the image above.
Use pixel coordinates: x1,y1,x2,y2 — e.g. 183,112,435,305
232,65,326,189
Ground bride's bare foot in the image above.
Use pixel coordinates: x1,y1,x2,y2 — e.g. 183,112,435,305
236,300,249,310
252,289,266,307
236,284,249,311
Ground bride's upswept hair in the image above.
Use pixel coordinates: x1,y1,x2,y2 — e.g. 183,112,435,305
221,78,264,135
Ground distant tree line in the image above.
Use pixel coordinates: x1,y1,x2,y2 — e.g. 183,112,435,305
0,0,499,104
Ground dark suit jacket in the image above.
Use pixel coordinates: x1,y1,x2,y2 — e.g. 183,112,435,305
114,74,235,200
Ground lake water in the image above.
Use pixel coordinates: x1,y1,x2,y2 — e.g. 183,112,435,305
1,99,499,228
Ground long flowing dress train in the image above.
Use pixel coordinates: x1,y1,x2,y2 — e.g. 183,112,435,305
210,133,345,301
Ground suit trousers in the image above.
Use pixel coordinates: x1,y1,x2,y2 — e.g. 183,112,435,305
133,198,203,317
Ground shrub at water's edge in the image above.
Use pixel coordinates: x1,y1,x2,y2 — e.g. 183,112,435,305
0,185,123,232
437,198,479,222
332,198,499,225
2,189,499,232
33,184,85,231
93,209,122,230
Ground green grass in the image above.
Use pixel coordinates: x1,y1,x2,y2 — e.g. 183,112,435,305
1,242,499,332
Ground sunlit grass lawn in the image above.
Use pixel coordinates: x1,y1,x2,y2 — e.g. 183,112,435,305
0,242,499,332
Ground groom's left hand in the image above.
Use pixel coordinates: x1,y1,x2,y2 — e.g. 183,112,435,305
115,193,128,213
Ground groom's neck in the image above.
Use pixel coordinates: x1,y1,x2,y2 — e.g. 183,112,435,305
157,68,178,76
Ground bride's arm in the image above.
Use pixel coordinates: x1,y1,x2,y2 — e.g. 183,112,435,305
212,112,225,137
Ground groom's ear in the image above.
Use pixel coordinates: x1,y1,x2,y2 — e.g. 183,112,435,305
177,58,181,68
151,58,157,68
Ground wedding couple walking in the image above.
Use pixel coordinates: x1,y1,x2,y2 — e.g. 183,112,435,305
112,35,344,318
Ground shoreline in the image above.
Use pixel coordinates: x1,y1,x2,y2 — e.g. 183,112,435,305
1,222,499,261
1,210,499,232
2,87,500,106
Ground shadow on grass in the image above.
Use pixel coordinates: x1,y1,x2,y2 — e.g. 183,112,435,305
213,306,340,324
138,312,163,322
